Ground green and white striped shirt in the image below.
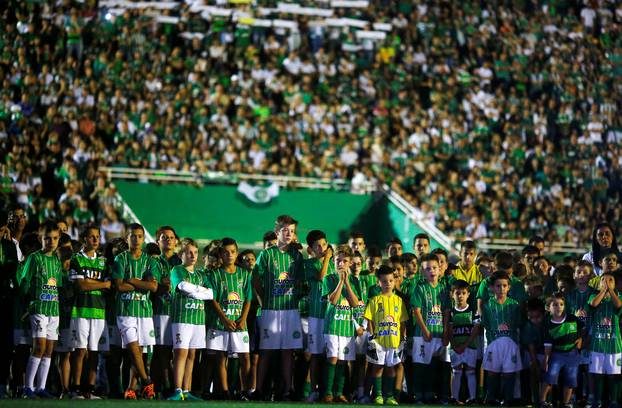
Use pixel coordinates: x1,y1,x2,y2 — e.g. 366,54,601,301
253,245,303,310
207,266,252,331
588,292,622,354
70,252,108,319
152,253,182,316
170,265,207,325
481,297,522,343
411,280,448,338
322,274,363,337
21,250,63,317
303,258,335,319
112,251,161,318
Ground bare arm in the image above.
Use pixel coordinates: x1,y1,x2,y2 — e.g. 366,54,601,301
75,278,111,292
589,288,608,308
126,278,158,293
414,307,430,340
115,278,135,293
328,275,345,305
343,275,360,307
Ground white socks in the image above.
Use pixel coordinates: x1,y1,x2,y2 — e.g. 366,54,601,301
25,357,41,390
465,368,476,400
451,369,463,400
36,357,52,391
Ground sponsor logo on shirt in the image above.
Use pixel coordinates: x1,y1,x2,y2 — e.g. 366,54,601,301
272,271,294,296
378,315,398,337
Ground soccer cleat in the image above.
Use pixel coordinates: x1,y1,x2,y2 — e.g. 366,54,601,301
36,389,56,399
322,394,334,403
183,391,202,401
141,383,155,399
374,395,384,404
167,390,185,401
384,396,399,405
305,391,320,402
335,395,349,403
124,389,137,400
23,388,38,399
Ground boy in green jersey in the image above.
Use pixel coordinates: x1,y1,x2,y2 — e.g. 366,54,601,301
481,271,523,405
68,224,111,399
477,251,528,315
361,246,382,296
412,233,431,267
168,238,213,401
364,265,408,405
152,225,181,397
540,293,585,408
302,230,334,402
252,215,303,399
348,231,367,260
21,221,62,399
587,254,622,407
412,253,450,403
112,223,161,399
385,238,403,258
207,237,253,399
321,245,361,403
447,279,480,404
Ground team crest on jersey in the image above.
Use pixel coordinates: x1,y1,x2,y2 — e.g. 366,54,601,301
278,272,290,281
394,306,399,312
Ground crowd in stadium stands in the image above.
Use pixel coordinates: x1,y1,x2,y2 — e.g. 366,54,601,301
1,1,622,249
1,210,622,407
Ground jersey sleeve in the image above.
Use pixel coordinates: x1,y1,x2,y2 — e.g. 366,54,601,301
69,257,83,281
170,266,183,293
146,257,161,282
322,274,338,298
243,270,253,302
363,298,374,321
111,254,124,280
400,298,409,322
480,303,489,330
476,279,488,300
411,286,422,309
253,249,268,281
20,253,36,295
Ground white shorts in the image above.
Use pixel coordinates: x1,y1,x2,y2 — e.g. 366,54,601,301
14,328,32,345
589,352,622,375
171,323,206,349
55,328,75,352
482,337,522,373
306,317,325,355
71,318,109,351
366,339,401,367
117,316,155,348
30,314,59,340
206,329,250,353
449,347,478,368
412,337,449,364
259,309,303,350
108,322,122,347
356,331,370,355
154,315,172,346
325,334,356,361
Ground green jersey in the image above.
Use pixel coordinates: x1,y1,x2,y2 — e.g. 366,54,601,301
69,252,108,319
112,251,161,318
203,269,218,328
303,258,335,319
21,250,63,317
352,275,368,327
566,287,596,327
207,266,252,331
411,280,448,338
588,293,622,354
170,265,207,325
322,274,363,337
360,271,377,295
449,304,480,349
401,275,418,337
543,314,584,353
253,245,303,310
476,275,527,304
481,297,522,343
152,253,181,316
520,321,545,354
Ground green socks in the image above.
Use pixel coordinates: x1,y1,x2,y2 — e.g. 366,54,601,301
593,374,604,404
501,374,515,403
374,377,383,397
486,374,500,402
383,375,395,398
325,363,336,396
334,364,345,396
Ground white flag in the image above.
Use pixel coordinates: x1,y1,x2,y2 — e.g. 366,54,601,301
237,181,279,204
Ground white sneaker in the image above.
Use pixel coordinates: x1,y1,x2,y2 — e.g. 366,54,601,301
305,391,319,402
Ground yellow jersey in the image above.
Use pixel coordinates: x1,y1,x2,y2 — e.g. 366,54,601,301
364,292,408,348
